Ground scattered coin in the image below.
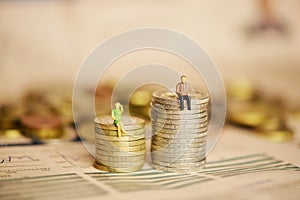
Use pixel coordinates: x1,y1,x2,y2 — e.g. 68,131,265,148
20,114,64,139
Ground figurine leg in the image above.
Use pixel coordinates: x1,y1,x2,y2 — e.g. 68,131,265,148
117,124,122,137
179,95,184,110
186,95,191,110
120,122,126,134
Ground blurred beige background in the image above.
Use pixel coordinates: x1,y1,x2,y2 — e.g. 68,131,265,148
0,0,300,104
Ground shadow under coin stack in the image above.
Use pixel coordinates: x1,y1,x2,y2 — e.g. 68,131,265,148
94,116,146,172
150,91,209,173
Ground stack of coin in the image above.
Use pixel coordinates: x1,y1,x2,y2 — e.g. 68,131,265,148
20,114,64,140
94,115,146,172
150,90,210,173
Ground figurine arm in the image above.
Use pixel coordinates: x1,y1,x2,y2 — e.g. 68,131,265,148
176,83,181,96
111,110,116,120
120,104,124,112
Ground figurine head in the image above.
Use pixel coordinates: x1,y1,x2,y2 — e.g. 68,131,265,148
181,75,187,83
115,102,121,109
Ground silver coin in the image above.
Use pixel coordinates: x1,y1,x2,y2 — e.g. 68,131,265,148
151,114,208,125
152,126,208,135
152,91,209,104
151,102,208,110
96,149,146,157
95,154,145,162
152,126,208,134
151,110,208,120
151,146,206,156
152,132,207,139
152,135,206,143
151,138,206,147
96,143,146,152
151,154,205,163
151,139,206,148
152,98,209,106
150,110,208,121
151,159,205,168
152,121,208,130
151,162,205,173
151,104,207,115
151,145,205,154
150,152,206,160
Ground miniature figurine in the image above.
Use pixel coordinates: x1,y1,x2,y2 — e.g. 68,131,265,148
176,75,192,110
111,102,126,137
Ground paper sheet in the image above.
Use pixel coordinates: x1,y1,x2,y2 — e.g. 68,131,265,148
0,127,299,200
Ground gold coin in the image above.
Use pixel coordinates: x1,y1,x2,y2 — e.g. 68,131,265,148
20,114,63,129
94,115,145,131
94,161,143,173
227,77,255,101
20,114,64,140
289,107,300,121
1,129,23,139
258,128,294,142
227,101,270,127
95,159,145,168
130,90,152,107
21,128,64,139
95,134,145,142
95,127,145,137
257,115,283,131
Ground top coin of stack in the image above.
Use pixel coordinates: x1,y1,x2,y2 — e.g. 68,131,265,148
94,115,146,173
150,90,210,173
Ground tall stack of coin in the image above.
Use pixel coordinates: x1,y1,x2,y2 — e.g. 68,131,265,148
150,90,209,173
94,115,146,172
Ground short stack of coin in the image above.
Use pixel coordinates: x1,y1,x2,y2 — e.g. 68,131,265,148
94,115,146,172
150,90,209,173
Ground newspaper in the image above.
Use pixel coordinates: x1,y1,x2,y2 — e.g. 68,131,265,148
0,127,299,200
